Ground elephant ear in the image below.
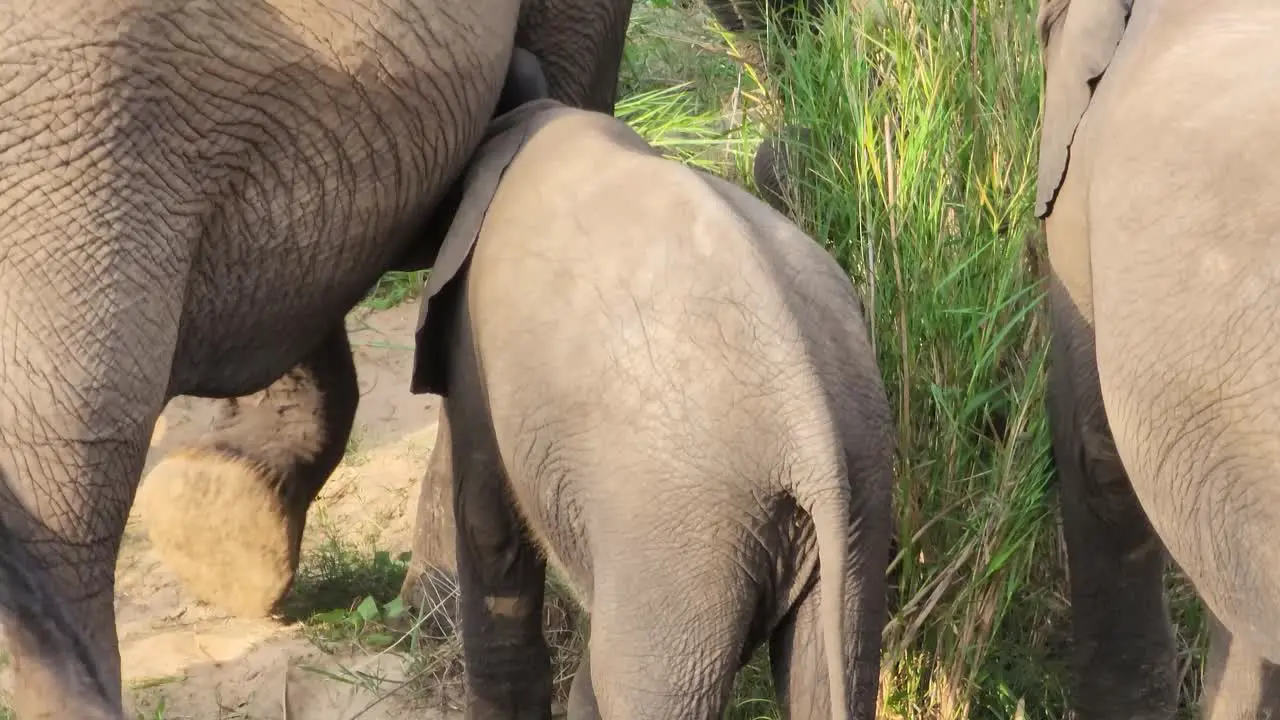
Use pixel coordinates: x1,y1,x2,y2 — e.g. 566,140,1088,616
1035,0,1133,219
410,100,563,396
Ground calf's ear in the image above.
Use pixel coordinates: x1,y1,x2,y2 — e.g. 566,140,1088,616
1036,0,1132,219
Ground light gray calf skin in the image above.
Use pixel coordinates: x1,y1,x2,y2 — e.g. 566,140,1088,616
413,98,894,719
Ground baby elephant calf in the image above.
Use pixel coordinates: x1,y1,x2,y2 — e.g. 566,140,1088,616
410,94,895,719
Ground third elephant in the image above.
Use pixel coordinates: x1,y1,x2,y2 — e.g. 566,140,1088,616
1036,0,1280,717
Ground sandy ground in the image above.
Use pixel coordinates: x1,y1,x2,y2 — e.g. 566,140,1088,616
4,303,456,720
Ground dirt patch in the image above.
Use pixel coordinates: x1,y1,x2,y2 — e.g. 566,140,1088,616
4,303,454,720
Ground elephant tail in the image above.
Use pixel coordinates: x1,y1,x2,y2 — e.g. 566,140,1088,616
793,479,853,720
0,475,121,719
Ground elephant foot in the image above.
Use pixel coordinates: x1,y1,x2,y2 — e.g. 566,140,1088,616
137,449,303,617
141,325,360,617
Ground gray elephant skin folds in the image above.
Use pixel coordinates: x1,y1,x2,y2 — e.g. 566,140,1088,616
0,0,637,715
407,97,894,718
1036,0,1280,717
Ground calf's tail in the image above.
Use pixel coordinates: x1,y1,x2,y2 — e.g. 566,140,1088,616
793,478,853,720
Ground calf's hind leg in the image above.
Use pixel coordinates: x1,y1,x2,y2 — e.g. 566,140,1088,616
768,475,889,718
584,548,755,719
137,323,358,617
1200,606,1280,718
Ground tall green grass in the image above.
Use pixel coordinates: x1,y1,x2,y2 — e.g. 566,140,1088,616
747,1,1210,717
760,3,1060,716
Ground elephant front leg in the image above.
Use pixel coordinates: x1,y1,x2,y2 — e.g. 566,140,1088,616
446,397,553,719
515,0,634,115
1201,609,1280,719
1048,281,1177,719
136,323,359,617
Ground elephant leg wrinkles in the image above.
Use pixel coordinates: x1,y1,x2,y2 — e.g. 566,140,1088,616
0,262,184,717
515,0,634,114
582,558,755,719
136,323,359,617
1047,277,1177,719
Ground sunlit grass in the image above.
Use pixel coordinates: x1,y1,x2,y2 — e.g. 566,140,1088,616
743,1,1210,717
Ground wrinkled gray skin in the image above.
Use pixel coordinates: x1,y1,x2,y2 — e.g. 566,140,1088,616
1037,0,1280,717
0,471,121,720
0,0,633,716
418,94,893,718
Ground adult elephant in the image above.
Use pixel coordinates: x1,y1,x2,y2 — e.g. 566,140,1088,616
1036,0,1280,717
0,0,632,716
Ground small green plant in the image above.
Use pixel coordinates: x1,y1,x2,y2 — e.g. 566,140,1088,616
280,537,411,630
134,695,166,720
307,593,411,650
342,424,370,467
727,647,779,719
361,270,427,311
621,0,742,113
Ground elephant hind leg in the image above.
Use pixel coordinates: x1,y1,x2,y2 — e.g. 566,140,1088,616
584,557,754,719
768,507,887,718
769,579,884,720
1202,608,1280,719
567,651,603,719
136,323,358,617
444,391,551,717
1047,279,1177,719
